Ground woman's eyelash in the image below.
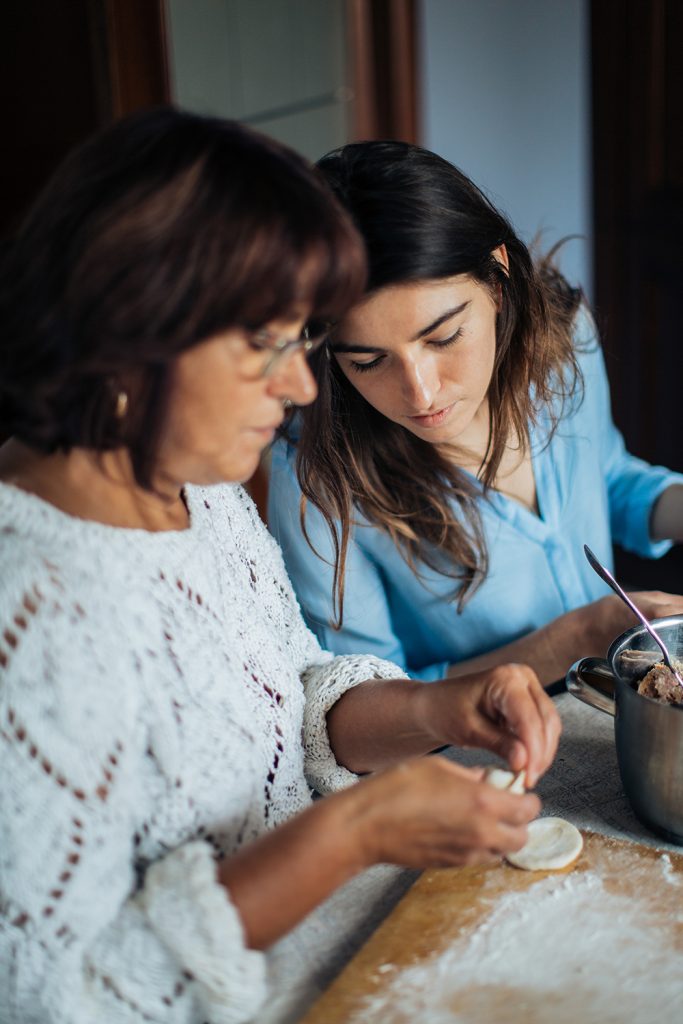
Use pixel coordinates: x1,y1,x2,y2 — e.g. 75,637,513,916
351,356,384,373
350,327,464,373
430,327,464,348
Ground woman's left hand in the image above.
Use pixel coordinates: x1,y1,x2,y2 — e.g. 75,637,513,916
423,663,562,787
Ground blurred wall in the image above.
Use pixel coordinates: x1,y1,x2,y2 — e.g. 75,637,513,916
167,0,352,162
419,0,591,296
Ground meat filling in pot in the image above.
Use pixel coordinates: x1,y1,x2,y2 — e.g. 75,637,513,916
637,660,683,705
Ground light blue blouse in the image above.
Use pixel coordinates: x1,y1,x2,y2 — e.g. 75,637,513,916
268,311,682,681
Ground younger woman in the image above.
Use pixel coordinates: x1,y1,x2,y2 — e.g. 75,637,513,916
269,141,683,685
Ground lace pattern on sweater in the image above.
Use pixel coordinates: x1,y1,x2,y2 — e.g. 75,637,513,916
0,482,404,1024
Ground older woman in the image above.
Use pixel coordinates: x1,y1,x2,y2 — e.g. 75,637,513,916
0,110,558,1024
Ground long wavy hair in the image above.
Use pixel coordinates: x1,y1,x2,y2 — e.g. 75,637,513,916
290,141,583,626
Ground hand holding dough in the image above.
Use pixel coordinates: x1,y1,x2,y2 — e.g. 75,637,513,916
484,767,526,795
484,767,583,871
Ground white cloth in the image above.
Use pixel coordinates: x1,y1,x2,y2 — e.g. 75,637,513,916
0,482,405,1024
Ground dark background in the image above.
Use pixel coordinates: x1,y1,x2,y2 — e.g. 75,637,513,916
2,0,681,587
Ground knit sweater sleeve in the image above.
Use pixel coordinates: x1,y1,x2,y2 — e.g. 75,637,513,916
0,556,266,1024
241,491,408,796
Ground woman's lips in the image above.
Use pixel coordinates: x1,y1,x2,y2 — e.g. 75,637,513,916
249,420,283,439
408,402,456,428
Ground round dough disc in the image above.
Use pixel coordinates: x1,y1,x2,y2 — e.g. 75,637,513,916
506,817,583,871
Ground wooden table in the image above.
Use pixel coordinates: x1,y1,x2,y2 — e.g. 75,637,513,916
261,691,683,1024
300,831,683,1023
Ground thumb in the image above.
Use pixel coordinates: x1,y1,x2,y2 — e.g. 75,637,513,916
470,718,527,771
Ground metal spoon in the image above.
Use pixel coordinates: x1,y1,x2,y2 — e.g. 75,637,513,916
584,544,683,688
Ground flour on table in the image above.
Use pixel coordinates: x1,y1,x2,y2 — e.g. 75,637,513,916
351,852,683,1024
660,853,682,886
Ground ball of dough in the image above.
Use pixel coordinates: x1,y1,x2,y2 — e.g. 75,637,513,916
484,767,526,794
506,817,584,871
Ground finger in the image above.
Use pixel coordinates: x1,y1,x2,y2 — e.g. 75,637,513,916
491,821,532,854
490,668,545,781
464,715,528,768
472,784,540,839
485,788,541,827
424,845,501,869
506,792,542,825
524,686,562,785
536,686,562,770
427,756,489,783
483,795,540,852
470,811,532,855
454,849,502,868
505,671,560,785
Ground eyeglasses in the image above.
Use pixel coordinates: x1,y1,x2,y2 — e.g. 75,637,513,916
244,323,330,378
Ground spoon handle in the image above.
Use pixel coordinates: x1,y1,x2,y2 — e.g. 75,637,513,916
583,545,683,686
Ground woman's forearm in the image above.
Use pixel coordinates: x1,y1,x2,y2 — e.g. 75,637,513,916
447,588,683,686
218,788,366,949
221,754,546,951
445,618,577,686
327,660,560,787
651,483,683,542
445,599,616,686
325,677,441,773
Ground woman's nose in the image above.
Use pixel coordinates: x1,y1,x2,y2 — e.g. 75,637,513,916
401,355,439,409
268,348,318,406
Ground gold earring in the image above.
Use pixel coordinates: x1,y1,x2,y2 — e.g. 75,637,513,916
115,390,129,419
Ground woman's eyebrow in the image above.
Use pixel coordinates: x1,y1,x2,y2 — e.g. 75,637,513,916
330,340,384,354
413,301,469,340
331,301,470,354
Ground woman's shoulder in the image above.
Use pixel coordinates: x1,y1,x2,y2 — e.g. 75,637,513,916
269,430,298,474
541,304,613,445
0,498,92,623
571,301,598,346
0,540,146,763
190,480,298,591
569,304,611,389
0,487,152,719
189,480,281,554
0,482,150,614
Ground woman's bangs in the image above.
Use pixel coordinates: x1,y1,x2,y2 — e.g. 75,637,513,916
226,207,366,332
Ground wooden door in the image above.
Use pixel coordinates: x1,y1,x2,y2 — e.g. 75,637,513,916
592,0,683,590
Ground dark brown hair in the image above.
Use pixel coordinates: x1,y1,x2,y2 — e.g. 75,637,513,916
0,107,365,486
291,141,583,625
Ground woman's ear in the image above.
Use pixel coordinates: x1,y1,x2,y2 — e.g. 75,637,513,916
492,243,510,276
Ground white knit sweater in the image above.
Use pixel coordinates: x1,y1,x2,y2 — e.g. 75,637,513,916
0,481,404,1024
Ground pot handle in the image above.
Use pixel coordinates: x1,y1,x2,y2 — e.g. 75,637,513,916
566,657,616,717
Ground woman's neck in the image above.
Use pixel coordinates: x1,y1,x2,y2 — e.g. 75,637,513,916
441,397,493,475
440,402,539,515
0,440,190,532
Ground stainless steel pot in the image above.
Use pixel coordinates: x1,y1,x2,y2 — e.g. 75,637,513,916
566,614,683,845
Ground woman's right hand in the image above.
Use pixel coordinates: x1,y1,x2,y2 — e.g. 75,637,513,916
347,756,540,871
578,591,683,655
219,755,539,949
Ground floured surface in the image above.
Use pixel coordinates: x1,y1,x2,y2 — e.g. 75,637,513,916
301,832,683,1024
